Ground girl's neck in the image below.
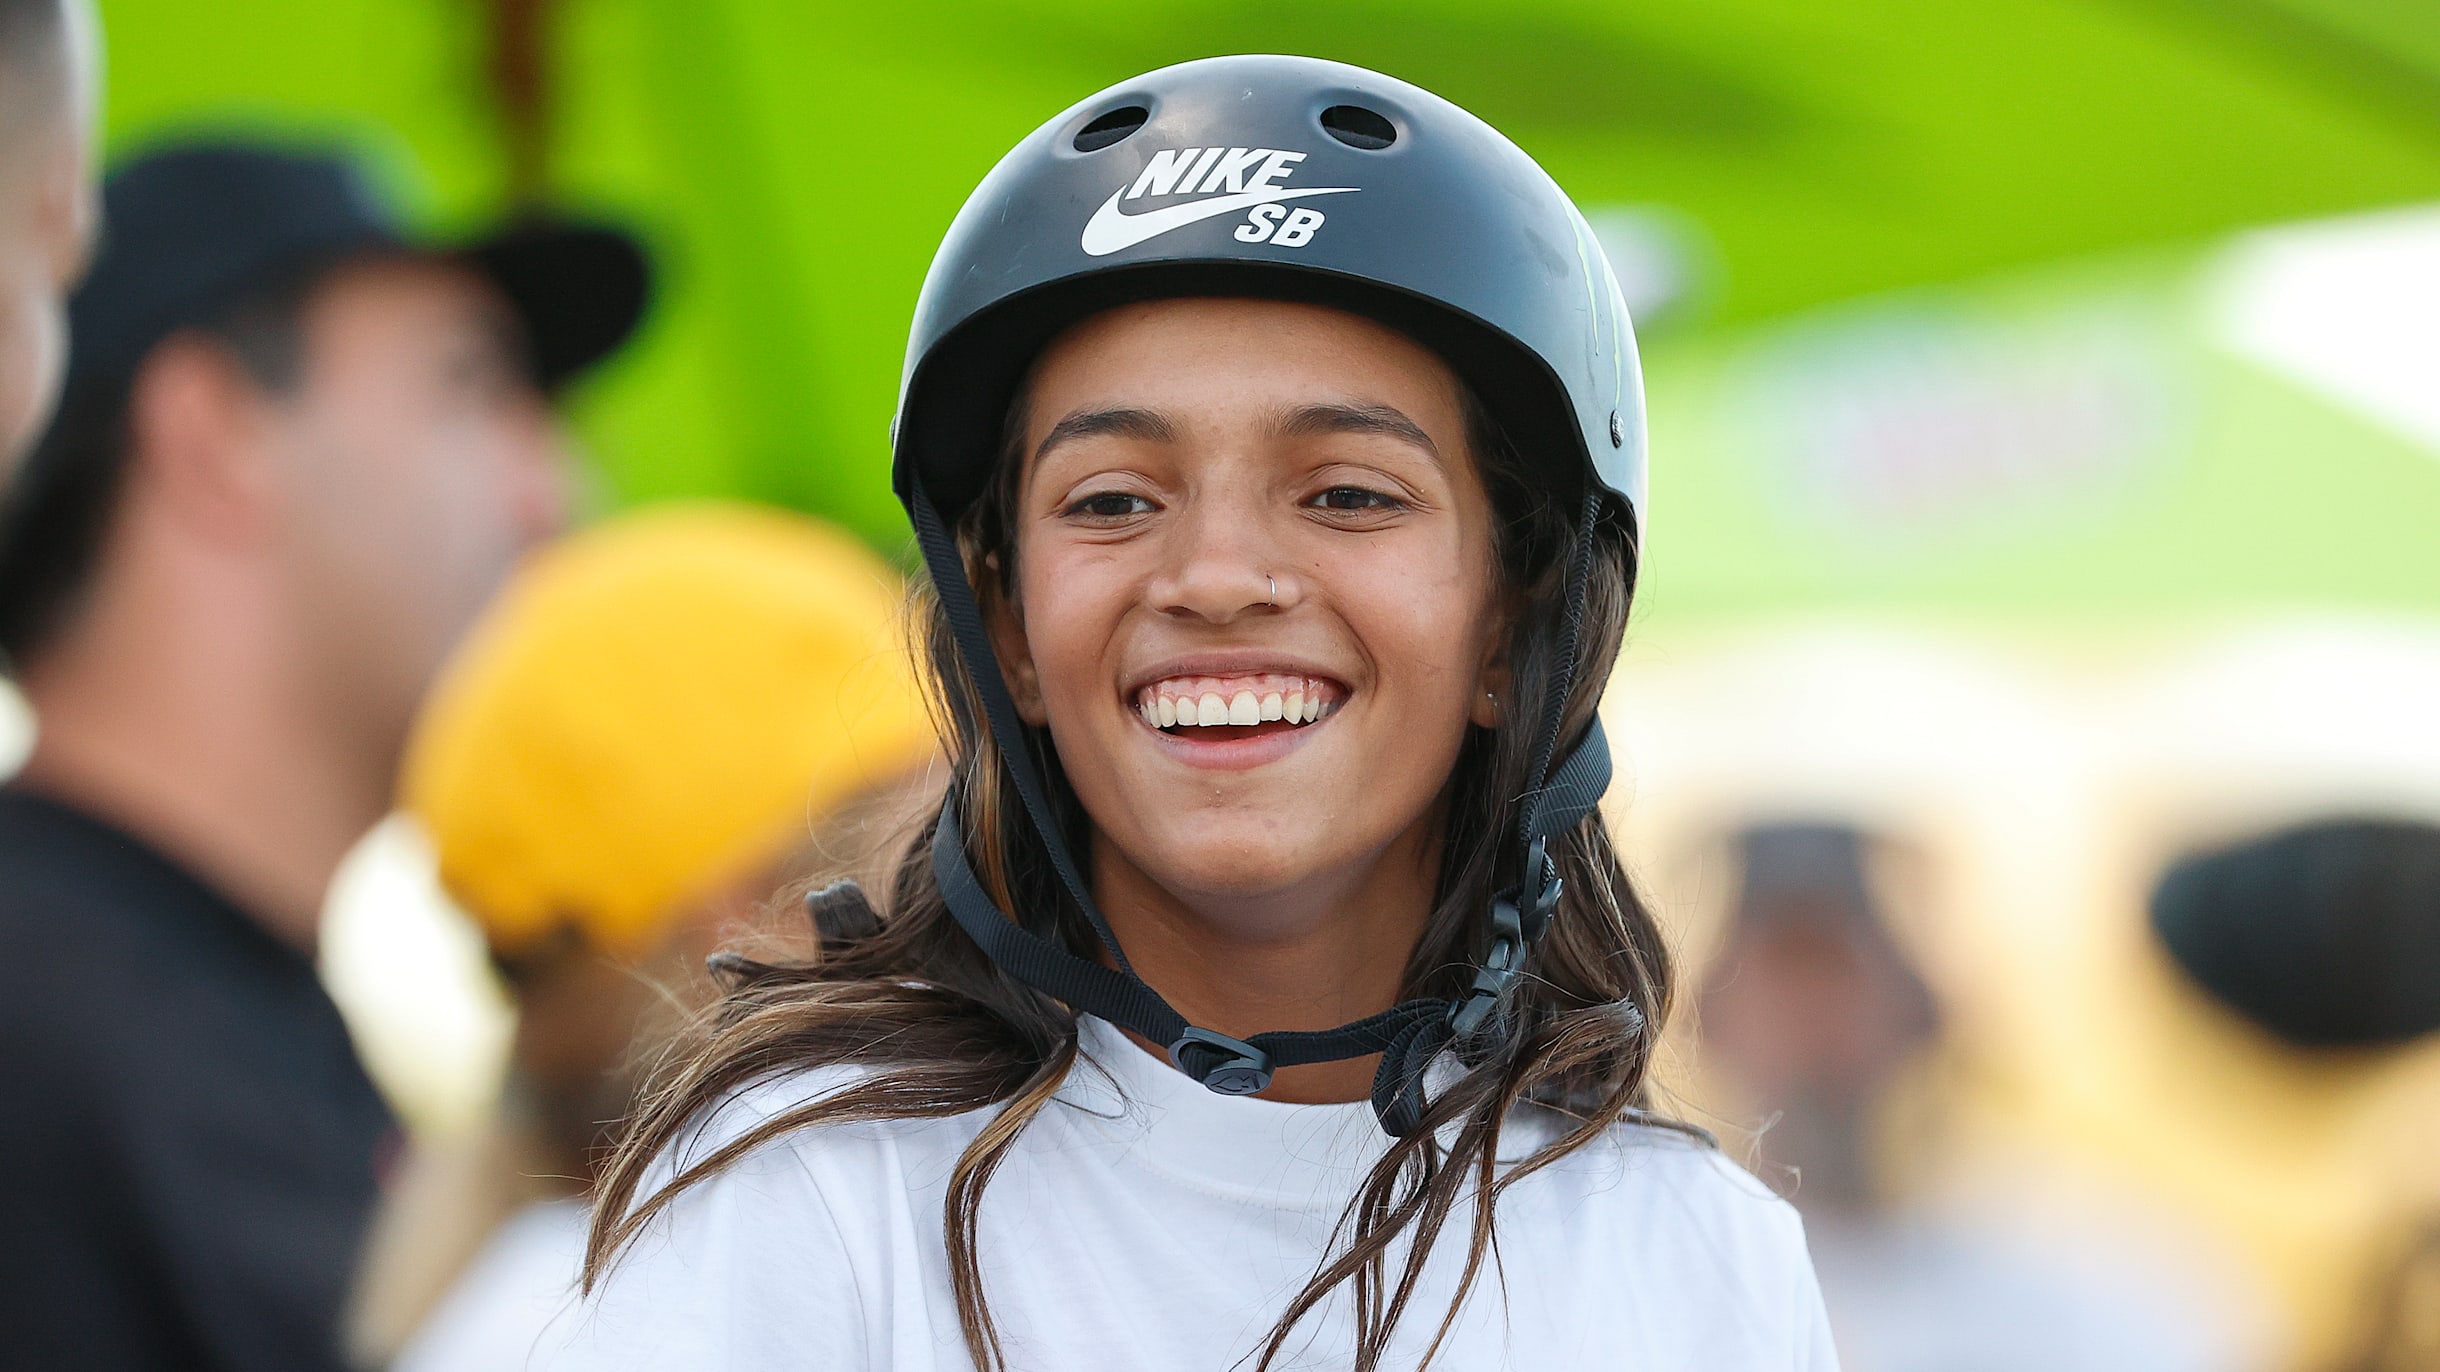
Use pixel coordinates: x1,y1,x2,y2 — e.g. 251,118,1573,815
1088,815,1442,1104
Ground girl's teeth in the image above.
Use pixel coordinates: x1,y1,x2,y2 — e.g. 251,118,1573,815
1137,678,1342,730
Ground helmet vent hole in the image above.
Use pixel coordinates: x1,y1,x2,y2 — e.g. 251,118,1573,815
1319,105,1397,151
1074,105,1150,153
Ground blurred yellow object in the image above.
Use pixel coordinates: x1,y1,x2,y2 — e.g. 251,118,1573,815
403,502,933,960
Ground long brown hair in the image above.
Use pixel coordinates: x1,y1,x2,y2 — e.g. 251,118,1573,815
585,369,1681,1372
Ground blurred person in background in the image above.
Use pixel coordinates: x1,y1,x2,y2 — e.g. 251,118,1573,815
344,502,936,1371
1700,821,2246,1372
2150,817,2440,1372
0,0,98,474
0,142,645,1371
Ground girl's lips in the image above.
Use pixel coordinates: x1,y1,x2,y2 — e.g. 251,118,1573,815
1139,698,1340,772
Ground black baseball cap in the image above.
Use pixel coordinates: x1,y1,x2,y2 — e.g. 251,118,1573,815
65,140,650,393
2152,817,2440,1050
0,140,649,668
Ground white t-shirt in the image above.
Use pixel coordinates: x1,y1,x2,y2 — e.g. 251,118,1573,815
540,1016,1837,1370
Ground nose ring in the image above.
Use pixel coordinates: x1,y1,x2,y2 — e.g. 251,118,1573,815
1266,574,1277,608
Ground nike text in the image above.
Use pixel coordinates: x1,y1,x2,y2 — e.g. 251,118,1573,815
1081,146,1357,257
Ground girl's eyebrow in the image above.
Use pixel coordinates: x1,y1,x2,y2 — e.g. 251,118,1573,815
1032,401,1441,466
1035,406,1176,463
1270,402,1440,464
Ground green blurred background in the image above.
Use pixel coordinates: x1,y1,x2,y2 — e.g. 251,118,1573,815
95,0,2440,630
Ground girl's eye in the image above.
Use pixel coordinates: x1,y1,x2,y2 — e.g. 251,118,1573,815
1064,491,1155,519
1308,486,1405,514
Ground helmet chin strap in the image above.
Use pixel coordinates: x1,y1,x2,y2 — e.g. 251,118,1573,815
907,486,1614,1136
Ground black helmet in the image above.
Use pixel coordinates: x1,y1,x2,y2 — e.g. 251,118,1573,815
894,53,1644,527
893,54,1638,1135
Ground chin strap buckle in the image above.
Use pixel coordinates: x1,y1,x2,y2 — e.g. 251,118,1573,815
1169,1027,1276,1096
1448,839,1564,1039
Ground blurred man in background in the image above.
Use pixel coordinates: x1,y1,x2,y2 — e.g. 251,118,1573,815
342,503,935,1369
0,0,98,473
1700,824,1940,1212
1700,821,2248,1372
0,142,645,1371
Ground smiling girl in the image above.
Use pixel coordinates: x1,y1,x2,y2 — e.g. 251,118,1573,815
551,55,1835,1371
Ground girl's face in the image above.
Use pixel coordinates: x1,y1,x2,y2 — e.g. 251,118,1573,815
994,298,1507,930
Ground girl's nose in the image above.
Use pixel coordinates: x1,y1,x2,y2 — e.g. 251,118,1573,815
1150,496,1292,623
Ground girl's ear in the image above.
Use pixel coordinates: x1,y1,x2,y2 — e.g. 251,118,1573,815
980,554,1050,727
1470,610,1513,730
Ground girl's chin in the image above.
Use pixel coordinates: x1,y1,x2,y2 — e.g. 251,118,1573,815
1115,831,1339,907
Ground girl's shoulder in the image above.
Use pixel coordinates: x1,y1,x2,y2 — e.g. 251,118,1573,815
1544,1111,1787,1204
546,1065,964,1369
1537,1107,1792,1206
1503,1109,1814,1282
657,1059,995,1184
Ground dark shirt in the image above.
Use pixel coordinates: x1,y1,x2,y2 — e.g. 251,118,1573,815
0,787,395,1371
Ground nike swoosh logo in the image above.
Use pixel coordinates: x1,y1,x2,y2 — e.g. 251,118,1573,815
1081,184,1359,257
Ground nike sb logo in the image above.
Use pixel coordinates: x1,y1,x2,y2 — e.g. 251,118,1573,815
1081,146,1357,257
